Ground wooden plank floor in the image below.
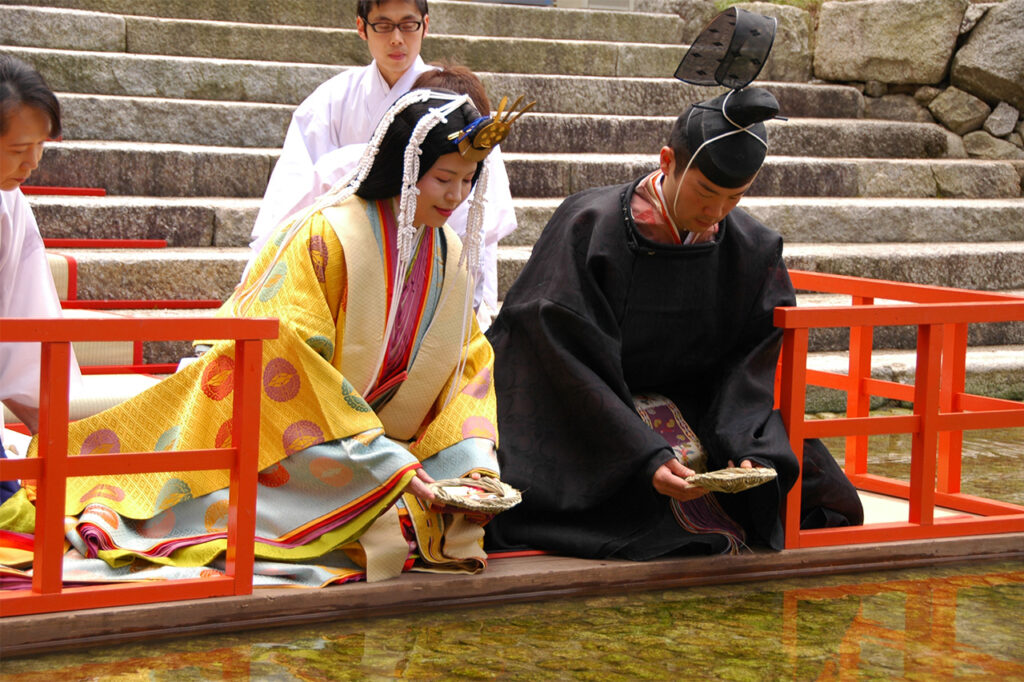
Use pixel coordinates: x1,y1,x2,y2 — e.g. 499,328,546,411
2,530,1022,657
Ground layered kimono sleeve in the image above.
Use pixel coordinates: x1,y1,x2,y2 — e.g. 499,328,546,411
409,319,500,479
50,214,405,518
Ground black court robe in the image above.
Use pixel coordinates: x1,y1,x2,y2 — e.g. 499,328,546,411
485,178,862,559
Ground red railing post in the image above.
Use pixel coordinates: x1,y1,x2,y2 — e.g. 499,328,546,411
32,340,72,596
779,327,809,549
226,338,262,594
937,323,967,494
909,323,943,526
845,296,874,477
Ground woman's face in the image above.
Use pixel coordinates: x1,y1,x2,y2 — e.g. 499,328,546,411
0,104,51,191
413,151,478,228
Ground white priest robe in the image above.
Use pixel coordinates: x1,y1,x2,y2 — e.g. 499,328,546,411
249,58,517,318
0,188,80,432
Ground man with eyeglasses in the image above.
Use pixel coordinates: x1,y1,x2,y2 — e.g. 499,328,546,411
251,0,518,324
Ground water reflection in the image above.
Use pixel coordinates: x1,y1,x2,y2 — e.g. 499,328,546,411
3,560,1022,680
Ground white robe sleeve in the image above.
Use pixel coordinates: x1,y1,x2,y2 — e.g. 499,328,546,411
0,189,80,428
250,58,437,253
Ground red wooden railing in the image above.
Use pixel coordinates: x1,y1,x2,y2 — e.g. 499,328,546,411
3,271,1024,617
0,317,278,616
777,270,1024,549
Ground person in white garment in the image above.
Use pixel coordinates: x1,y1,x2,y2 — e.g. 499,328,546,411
0,56,80,501
251,0,517,322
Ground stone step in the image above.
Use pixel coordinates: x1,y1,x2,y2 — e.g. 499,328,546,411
0,45,343,106
44,242,1024,308
481,74,864,119
0,0,683,43
506,114,949,157
37,139,1017,201
508,196,1024,246
2,45,865,117
504,154,1020,199
1,7,682,78
52,246,248,302
55,93,292,148
47,92,943,157
32,141,274,198
29,195,1024,249
496,241,1024,298
30,196,255,246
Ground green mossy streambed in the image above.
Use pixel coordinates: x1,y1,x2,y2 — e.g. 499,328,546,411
2,414,1022,680
3,560,1022,680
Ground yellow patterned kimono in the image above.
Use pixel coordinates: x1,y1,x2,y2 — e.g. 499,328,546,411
17,195,500,583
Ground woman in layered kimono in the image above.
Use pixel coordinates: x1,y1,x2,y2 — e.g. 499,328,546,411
3,89,529,587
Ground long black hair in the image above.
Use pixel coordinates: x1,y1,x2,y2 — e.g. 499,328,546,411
0,55,60,137
356,89,483,201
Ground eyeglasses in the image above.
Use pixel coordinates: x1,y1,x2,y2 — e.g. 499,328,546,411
366,19,423,33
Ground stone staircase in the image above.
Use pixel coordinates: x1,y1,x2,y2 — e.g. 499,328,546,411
2,0,1022,406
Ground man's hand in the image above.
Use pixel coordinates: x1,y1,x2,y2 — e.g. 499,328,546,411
404,468,436,502
652,458,708,502
730,459,763,469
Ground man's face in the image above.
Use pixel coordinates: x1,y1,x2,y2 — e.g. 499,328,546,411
659,146,753,234
357,0,428,88
0,104,51,192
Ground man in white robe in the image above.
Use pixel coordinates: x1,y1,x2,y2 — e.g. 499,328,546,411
250,0,517,320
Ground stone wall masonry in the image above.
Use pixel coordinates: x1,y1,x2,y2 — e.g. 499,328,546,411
735,2,814,82
814,0,967,84
951,0,1024,110
631,0,1022,165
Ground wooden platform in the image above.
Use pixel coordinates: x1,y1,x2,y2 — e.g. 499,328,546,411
2,532,1021,658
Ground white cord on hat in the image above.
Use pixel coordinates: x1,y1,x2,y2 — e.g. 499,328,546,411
665,89,768,235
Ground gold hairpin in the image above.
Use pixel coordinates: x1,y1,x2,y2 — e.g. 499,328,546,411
455,95,536,163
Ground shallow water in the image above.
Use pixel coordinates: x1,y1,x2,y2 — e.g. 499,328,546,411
817,407,1024,505
2,418,1022,680
3,560,1022,680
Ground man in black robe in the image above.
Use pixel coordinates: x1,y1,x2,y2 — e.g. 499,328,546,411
485,87,863,559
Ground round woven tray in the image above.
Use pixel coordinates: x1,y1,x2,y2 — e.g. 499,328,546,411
428,477,522,513
686,467,777,493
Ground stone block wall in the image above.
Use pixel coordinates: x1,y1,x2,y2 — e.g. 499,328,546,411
646,0,1024,163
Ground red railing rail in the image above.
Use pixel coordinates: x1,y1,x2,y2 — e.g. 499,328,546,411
0,317,278,616
777,270,1024,549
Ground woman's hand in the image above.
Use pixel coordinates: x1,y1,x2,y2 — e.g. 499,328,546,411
652,458,708,502
405,468,436,502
